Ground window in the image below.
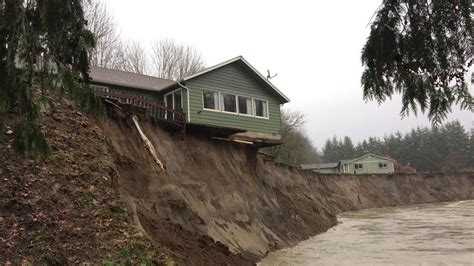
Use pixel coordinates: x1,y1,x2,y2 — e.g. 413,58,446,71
165,89,182,110
238,96,253,116
254,99,268,118
221,93,237,113
165,94,173,108
174,90,182,110
202,90,270,118
203,90,219,110
379,162,388,168
355,163,363,169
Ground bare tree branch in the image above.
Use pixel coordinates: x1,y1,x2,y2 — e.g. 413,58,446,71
84,0,122,69
262,108,320,165
150,38,205,80
85,4,203,78
280,108,306,140
116,40,149,74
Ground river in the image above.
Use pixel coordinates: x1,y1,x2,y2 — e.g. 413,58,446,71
259,200,474,265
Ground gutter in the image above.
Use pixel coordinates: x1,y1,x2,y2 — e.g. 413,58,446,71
177,81,191,123
91,78,162,92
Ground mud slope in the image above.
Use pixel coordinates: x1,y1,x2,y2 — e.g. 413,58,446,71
0,96,157,265
100,105,474,264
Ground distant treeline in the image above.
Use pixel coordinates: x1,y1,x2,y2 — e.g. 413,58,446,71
322,121,473,172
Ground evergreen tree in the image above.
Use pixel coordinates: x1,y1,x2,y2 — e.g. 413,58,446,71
440,121,470,171
468,129,474,170
0,0,100,156
383,133,403,160
355,139,369,157
425,126,446,171
321,139,334,162
342,136,355,159
366,137,383,155
362,0,473,124
322,136,344,162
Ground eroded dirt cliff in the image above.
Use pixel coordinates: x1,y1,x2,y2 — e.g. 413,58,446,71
99,103,474,264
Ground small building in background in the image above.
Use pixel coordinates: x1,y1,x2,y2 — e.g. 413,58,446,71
300,162,340,174
301,153,395,174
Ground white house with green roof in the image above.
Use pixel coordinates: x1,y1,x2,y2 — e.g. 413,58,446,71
301,154,395,174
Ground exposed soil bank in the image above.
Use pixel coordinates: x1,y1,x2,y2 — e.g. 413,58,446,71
100,105,474,265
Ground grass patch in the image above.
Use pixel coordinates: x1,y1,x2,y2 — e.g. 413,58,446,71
37,249,67,265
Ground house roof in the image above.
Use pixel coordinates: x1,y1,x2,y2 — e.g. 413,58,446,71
301,162,339,170
343,153,395,163
339,159,352,164
89,66,174,92
161,56,290,103
89,57,290,103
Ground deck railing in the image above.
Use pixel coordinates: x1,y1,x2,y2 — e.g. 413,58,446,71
92,85,186,131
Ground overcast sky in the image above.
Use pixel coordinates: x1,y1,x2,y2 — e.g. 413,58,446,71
104,0,473,148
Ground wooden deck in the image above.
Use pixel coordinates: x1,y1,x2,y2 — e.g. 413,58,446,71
92,85,186,131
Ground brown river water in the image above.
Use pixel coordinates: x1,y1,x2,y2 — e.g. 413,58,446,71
259,200,474,265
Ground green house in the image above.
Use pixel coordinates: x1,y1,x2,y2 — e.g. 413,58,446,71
90,56,290,145
301,154,396,174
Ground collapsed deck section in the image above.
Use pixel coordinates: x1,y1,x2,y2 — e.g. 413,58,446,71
93,85,186,131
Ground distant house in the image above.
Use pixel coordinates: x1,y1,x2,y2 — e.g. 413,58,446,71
89,56,290,146
300,162,340,174
301,153,395,174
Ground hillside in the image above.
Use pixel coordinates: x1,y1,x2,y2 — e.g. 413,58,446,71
0,95,160,264
1,94,473,264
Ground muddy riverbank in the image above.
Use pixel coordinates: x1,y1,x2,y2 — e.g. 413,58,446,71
100,103,474,264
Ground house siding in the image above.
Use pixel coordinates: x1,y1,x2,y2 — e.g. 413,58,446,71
184,63,282,134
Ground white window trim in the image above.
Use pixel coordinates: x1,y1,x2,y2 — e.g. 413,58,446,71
237,96,254,117
253,98,270,119
200,89,270,120
238,113,254,117
238,112,254,117
164,88,183,109
220,92,238,114
202,89,220,112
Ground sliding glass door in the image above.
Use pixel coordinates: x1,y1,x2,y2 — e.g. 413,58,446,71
164,89,183,119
